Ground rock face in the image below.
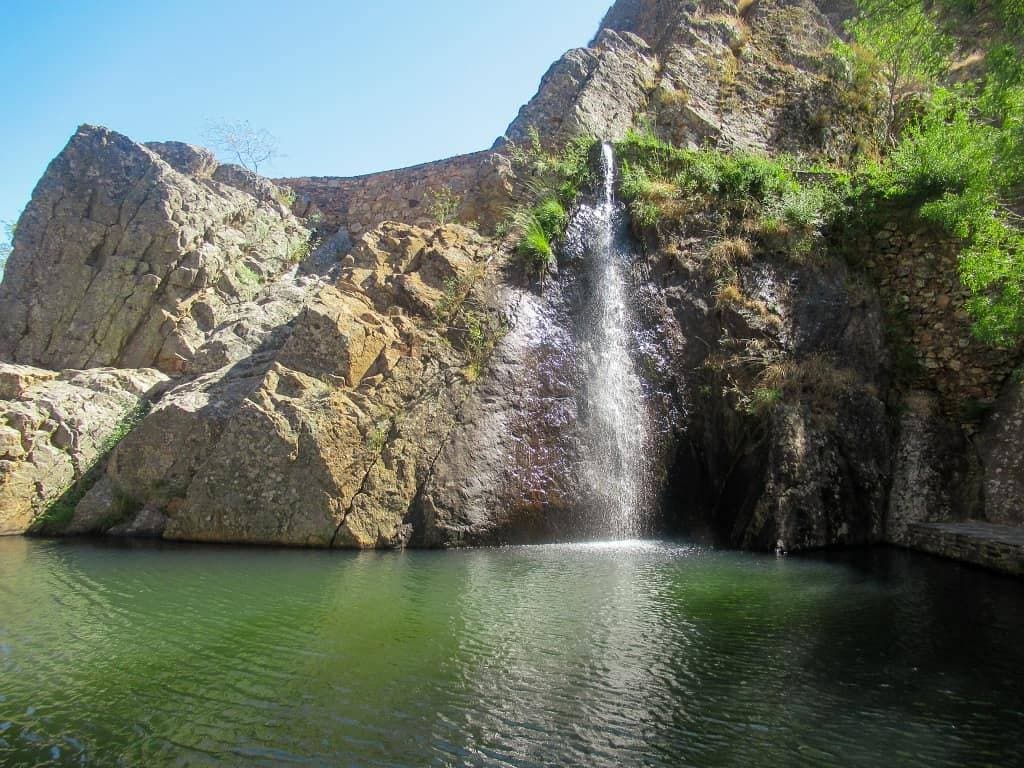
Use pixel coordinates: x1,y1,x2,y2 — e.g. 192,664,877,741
0,364,167,535
498,0,867,159
636,231,893,551
0,125,311,376
66,224,504,547
501,29,658,148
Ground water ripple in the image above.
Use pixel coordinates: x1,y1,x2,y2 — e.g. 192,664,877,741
0,539,1021,767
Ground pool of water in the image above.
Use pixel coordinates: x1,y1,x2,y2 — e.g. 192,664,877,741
0,537,1021,767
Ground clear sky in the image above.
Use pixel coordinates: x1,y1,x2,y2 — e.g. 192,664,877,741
0,0,612,231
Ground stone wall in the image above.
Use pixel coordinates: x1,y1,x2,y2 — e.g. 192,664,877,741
979,380,1024,525
277,150,514,237
906,522,1024,576
856,212,1020,425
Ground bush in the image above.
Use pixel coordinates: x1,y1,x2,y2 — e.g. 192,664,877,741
516,213,555,274
615,128,840,256
855,88,1024,344
533,197,568,240
428,186,462,226
506,127,597,206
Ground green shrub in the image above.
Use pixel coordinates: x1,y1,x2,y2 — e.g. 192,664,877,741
428,186,462,226
506,127,597,206
274,187,297,208
615,129,841,246
517,213,555,274
533,197,568,240
235,262,263,289
852,87,1024,344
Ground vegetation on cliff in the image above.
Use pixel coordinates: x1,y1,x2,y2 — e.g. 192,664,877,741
846,0,1024,345
613,0,1024,348
504,128,596,274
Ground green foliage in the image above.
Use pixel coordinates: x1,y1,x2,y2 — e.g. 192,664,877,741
742,387,782,416
366,419,391,454
846,0,954,143
855,88,1024,344
427,186,462,226
505,196,567,277
274,187,297,208
614,129,838,255
981,45,1024,193
234,262,263,289
515,211,555,274
533,197,568,240
502,130,598,275
432,270,506,380
306,210,325,230
290,238,313,264
506,127,597,206
825,40,884,120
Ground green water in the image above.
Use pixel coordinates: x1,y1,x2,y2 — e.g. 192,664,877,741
0,538,1021,767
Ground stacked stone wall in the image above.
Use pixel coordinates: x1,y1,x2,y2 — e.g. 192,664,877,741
855,213,1021,426
277,150,513,237
906,522,1024,576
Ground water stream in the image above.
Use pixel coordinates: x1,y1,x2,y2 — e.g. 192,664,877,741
575,142,649,538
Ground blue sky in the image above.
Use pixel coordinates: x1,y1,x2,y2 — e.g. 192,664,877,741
0,0,611,231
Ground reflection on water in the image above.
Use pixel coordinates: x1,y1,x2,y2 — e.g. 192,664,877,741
0,538,1021,766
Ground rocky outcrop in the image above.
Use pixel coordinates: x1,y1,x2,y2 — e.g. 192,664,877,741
65,224,505,547
596,0,876,159
641,230,893,551
0,364,167,535
0,125,312,376
500,29,658,149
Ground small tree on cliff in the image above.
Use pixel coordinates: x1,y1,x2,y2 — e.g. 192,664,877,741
204,120,280,176
0,219,17,276
847,0,953,145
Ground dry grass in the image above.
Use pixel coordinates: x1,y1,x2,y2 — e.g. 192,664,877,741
715,282,746,309
708,236,753,274
645,179,681,202
757,353,860,402
654,85,691,109
728,29,748,57
737,0,759,19
714,280,772,321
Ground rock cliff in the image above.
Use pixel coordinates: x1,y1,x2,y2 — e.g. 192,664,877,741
0,126,312,376
0,0,1019,554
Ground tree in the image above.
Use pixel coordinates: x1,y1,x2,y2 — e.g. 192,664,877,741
0,219,16,277
847,0,954,145
204,120,280,175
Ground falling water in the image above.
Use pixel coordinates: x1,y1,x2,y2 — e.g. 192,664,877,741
576,143,649,539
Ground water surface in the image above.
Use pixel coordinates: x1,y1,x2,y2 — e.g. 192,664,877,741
0,538,1021,766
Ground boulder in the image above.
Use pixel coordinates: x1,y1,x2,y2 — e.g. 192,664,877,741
0,364,167,535
63,224,501,548
0,125,311,375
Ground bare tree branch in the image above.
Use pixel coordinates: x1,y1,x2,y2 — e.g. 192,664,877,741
204,120,280,176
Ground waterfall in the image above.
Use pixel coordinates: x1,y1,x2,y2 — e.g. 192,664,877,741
574,143,649,539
